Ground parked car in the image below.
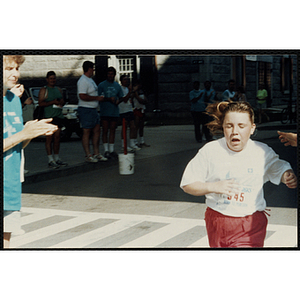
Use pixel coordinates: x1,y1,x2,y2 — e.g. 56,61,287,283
29,87,82,140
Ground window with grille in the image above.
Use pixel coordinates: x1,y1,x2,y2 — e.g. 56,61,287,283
118,57,135,82
258,62,271,89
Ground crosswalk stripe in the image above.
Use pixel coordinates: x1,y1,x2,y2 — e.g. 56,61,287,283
50,218,144,248
121,221,201,248
187,236,210,248
21,211,57,226
264,226,297,247
10,207,297,248
11,213,104,248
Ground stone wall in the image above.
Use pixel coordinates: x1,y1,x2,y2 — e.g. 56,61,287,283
20,55,95,103
18,54,297,113
155,55,297,112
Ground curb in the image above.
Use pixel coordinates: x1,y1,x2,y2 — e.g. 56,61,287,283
23,159,118,185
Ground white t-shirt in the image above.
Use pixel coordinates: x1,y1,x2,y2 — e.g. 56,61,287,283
118,86,133,114
180,138,292,217
133,93,146,113
77,74,99,109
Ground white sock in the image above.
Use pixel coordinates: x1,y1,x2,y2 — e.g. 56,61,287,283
48,155,54,163
130,139,136,147
54,154,60,161
103,143,109,152
140,137,145,144
109,143,114,153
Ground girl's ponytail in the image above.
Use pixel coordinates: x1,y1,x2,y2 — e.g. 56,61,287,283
206,100,254,135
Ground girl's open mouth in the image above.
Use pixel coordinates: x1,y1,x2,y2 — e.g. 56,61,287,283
232,138,240,142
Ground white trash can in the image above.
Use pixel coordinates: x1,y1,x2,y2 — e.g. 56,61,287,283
118,153,135,175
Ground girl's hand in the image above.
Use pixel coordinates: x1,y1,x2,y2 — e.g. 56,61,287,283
211,179,241,197
282,170,297,189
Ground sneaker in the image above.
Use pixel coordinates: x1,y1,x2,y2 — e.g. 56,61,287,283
104,151,111,159
94,154,108,162
85,155,98,163
48,161,60,169
109,151,119,159
140,143,150,147
131,144,141,151
56,160,68,166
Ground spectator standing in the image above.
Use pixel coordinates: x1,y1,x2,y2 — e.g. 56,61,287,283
3,55,58,248
38,71,68,168
189,81,214,143
119,75,140,151
256,83,270,124
77,61,107,163
235,86,247,101
98,67,124,159
222,79,236,101
132,80,150,147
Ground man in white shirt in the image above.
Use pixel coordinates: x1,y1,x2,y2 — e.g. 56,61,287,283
77,61,107,162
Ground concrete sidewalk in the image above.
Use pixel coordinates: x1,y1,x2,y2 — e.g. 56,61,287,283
23,121,297,184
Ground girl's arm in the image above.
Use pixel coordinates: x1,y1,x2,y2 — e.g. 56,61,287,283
182,179,240,197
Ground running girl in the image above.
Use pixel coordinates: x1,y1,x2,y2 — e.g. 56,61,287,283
180,101,297,248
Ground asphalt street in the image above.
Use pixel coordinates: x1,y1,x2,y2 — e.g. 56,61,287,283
13,122,298,249
22,123,298,207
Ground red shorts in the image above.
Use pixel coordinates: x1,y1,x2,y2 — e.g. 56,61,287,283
205,207,268,248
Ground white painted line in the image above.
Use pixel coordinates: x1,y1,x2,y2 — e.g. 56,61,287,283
21,206,88,217
121,221,199,248
11,206,297,248
10,213,103,248
264,227,298,247
267,223,297,231
49,218,144,248
20,211,57,226
187,236,210,248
